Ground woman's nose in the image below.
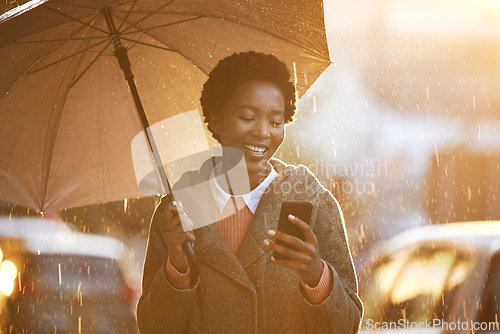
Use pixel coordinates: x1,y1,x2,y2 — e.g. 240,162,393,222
252,120,270,138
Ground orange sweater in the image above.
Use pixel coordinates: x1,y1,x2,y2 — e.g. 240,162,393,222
166,198,333,304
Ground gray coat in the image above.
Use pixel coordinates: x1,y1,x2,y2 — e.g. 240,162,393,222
137,158,363,333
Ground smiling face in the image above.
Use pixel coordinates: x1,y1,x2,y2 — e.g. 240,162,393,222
210,80,286,188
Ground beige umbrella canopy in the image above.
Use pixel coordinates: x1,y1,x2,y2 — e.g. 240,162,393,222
0,0,331,212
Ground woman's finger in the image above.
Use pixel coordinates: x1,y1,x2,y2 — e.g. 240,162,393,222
288,214,317,244
268,229,311,253
270,256,306,272
161,202,179,221
263,239,309,262
161,214,183,232
182,218,195,232
167,230,195,252
177,205,195,231
186,231,196,243
162,202,193,231
171,231,194,245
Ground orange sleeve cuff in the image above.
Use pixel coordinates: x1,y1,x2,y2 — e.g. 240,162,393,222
301,260,333,304
165,256,191,290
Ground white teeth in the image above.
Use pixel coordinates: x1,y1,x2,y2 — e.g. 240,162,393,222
243,144,266,154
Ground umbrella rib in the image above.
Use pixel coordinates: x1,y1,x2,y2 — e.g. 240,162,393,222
112,13,210,76
112,10,178,14
204,14,329,60
110,0,137,8
120,9,328,61
26,40,108,75
39,52,88,211
20,24,92,79
120,37,172,51
120,15,205,36
43,1,100,10
120,0,175,35
43,5,110,36
112,9,201,15
69,41,112,88
17,36,108,43
123,27,210,77
117,0,139,31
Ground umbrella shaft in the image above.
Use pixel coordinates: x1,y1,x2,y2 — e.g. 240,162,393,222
102,7,132,79
102,6,172,195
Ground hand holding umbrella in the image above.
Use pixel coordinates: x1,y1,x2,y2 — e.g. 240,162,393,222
158,198,196,276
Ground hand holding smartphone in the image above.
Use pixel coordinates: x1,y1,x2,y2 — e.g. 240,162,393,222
272,200,313,260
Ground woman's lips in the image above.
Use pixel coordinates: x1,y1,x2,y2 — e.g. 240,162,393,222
242,144,267,156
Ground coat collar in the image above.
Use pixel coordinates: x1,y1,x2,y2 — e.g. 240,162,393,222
174,158,299,291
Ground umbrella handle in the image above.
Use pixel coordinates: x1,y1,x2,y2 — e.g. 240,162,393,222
165,194,200,286
182,240,200,286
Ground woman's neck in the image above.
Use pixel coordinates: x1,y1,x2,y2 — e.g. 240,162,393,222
216,159,271,193
248,165,271,191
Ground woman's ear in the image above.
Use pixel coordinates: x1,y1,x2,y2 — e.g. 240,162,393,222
208,114,221,135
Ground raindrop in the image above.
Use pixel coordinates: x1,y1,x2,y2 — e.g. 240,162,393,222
434,144,440,167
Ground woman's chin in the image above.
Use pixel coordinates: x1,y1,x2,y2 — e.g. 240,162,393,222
245,159,269,177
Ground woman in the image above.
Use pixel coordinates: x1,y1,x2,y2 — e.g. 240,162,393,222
137,52,363,333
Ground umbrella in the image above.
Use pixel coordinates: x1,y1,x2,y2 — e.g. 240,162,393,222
0,0,331,212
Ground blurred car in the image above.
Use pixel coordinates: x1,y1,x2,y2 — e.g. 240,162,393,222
359,221,500,334
0,217,138,333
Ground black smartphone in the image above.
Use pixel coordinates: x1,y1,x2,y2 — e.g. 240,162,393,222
273,200,313,260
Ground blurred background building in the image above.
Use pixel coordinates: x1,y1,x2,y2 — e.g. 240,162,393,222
278,0,500,267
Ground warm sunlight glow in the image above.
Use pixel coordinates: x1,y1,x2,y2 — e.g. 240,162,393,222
0,260,17,281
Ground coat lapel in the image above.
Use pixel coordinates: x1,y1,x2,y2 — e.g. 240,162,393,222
177,158,289,291
236,189,278,270
177,159,255,290
193,223,256,290
236,160,287,272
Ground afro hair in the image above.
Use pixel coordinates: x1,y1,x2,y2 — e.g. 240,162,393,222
200,51,296,143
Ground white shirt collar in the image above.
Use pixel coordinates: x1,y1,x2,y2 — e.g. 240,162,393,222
209,162,278,214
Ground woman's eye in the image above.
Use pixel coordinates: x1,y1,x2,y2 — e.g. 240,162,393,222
270,121,283,128
240,117,254,122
